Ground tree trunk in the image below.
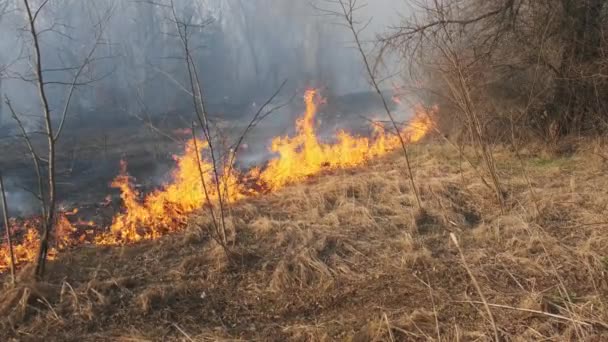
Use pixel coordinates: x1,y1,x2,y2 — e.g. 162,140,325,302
22,0,56,278
552,0,605,135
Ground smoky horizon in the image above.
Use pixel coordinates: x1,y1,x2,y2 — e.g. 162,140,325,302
0,0,409,130
0,0,416,216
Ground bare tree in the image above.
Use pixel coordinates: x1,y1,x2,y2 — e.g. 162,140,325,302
384,0,608,139
378,0,605,208
139,0,292,252
165,0,232,248
8,0,113,278
379,0,520,210
21,0,59,277
315,0,423,210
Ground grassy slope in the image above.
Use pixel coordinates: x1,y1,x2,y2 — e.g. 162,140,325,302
1,141,608,341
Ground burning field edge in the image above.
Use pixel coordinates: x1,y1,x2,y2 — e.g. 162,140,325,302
0,89,434,276
1,137,607,341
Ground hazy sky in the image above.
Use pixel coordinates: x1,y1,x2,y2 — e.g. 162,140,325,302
0,0,411,125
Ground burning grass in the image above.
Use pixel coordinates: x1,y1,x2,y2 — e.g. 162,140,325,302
1,140,607,340
0,89,434,270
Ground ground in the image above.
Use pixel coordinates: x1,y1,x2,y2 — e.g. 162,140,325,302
1,140,608,341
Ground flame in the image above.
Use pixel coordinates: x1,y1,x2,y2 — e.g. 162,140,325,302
96,139,244,245
0,89,435,272
0,225,40,272
257,89,435,190
0,214,76,272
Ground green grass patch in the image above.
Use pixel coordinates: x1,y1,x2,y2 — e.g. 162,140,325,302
528,156,573,169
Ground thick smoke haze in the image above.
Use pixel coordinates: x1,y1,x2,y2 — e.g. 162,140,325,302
0,0,410,216
0,0,408,127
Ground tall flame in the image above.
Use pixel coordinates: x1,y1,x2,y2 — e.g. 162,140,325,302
258,89,434,190
96,139,243,245
0,89,435,272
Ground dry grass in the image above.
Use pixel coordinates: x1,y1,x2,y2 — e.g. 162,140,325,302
1,140,608,341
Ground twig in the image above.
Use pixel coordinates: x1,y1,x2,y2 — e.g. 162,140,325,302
450,233,499,341
172,323,195,342
459,300,606,328
190,123,228,254
383,313,396,342
0,172,16,284
54,8,113,142
413,273,442,342
225,79,291,177
5,97,47,221
320,0,423,209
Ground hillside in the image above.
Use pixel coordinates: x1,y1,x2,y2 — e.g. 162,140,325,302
1,141,607,341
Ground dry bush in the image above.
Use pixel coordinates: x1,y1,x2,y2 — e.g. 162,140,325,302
385,0,608,143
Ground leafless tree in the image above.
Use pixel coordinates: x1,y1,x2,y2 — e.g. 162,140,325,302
139,0,292,253
315,0,423,210
165,0,231,248
384,0,608,139
375,0,606,209
380,0,532,210
7,0,113,278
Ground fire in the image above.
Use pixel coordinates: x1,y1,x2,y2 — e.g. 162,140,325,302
0,214,76,272
96,139,244,245
0,225,40,272
257,89,435,190
0,89,435,273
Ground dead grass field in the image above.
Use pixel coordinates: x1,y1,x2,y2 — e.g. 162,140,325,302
1,140,607,341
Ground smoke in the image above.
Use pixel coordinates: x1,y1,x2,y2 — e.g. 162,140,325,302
0,0,408,127
0,0,411,210
2,176,38,217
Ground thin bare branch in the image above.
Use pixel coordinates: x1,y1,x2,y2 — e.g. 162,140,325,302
0,172,16,285
317,0,423,209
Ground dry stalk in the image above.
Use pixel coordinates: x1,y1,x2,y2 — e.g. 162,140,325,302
167,0,229,246
532,226,587,339
0,172,16,284
459,300,600,328
383,313,396,342
425,109,492,191
439,52,505,213
318,0,423,210
172,323,195,342
413,273,442,342
450,233,499,341
509,114,540,217
190,123,228,253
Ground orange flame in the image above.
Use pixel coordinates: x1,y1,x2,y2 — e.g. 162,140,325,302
0,89,436,272
257,89,435,190
96,138,243,245
0,214,76,272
